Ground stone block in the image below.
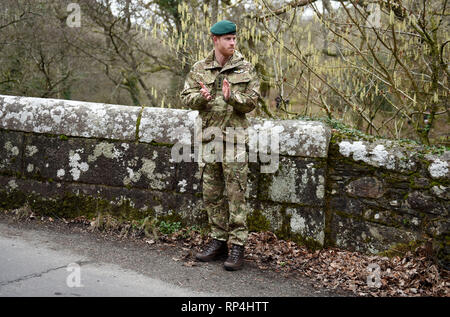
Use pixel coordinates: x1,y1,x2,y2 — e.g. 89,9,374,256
164,193,205,225
64,183,207,224
174,160,202,194
0,130,23,175
361,208,422,231
64,182,154,212
259,156,326,206
331,214,420,254
405,191,447,216
139,107,200,145
0,175,65,197
248,201,284,233
336,138,418,172
346,176,385,199
246,200,325,246
287,206,325,246
431,185,450,200
23,134,176,191
0,95,140,140
0,175,206,224
0,175,67,212
248,118,331,158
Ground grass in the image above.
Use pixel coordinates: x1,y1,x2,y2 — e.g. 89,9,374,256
157,220,182,235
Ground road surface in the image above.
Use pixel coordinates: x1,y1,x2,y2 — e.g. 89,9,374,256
0,215,349,298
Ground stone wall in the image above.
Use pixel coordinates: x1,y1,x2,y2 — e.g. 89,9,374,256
0,94,448,265
328,135,448,260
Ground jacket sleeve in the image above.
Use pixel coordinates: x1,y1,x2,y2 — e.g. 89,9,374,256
180,65,208,110
227,66,260,113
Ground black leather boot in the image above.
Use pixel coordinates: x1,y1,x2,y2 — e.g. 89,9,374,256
195,239,228,262
224,244,245,271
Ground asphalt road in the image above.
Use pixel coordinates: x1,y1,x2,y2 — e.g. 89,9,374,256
0,215,349,298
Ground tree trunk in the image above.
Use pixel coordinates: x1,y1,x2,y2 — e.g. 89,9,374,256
211,0,218,24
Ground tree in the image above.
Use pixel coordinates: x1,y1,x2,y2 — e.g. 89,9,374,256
0,0,79,98
242,0,448,144
1,0,446,145
74,0,174,106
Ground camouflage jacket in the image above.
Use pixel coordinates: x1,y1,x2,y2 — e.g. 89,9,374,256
180,50,260,135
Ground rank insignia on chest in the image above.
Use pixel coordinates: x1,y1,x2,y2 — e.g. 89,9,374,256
234,69,245,74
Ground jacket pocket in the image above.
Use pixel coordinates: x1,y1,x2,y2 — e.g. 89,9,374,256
228,73,251,93
228,73,252,84
201,74,216,89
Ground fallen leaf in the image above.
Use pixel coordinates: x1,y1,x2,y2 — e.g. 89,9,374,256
183,261,197,267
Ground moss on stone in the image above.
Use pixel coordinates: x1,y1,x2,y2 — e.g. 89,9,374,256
135,106,144,142
0,190,27,210
335,208,408,230
273,205,290,239
430,179,450,187
0,189,156,222
378,240,424,258
0,170,22,178
290,233,323,251
247,209,271,232
323,200,336,248
273,218,323,251
150,141,174,148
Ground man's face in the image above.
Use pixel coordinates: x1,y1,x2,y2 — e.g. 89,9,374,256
214,34,236,57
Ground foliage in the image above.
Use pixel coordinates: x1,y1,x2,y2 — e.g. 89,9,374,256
158,220,182,234
245,0,448,145
147,0,448,145
0,0,447,145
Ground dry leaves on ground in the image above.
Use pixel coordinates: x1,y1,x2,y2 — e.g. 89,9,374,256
169,229,449,297
244,232,449,297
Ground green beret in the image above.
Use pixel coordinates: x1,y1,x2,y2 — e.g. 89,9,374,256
210,20,236,35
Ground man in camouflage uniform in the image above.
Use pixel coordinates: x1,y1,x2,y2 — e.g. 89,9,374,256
180,20,260,271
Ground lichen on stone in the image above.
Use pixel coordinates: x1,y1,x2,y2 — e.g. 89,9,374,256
178,179,188,193
338,139,415,171
68,150,89,181
25,145,38,157
57,169,65,178
339,141,367,161
88,142,124,163
429,159,449,179
4,141,19,156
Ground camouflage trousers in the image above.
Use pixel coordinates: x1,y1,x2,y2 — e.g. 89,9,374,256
202,142,249,246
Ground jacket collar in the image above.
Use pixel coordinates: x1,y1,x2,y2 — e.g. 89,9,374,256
204,49,244,72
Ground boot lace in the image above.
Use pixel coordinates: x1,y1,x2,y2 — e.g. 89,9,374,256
206,239,223,252
229,245,243,261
